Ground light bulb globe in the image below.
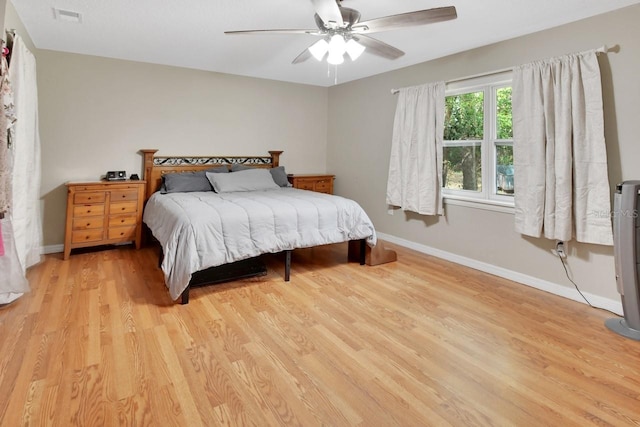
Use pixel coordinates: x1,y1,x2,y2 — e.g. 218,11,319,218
345,39,365,61
308,39,329,61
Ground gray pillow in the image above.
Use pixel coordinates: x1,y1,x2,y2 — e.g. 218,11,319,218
207,166,230,174
161,172,211,194
160,166,227,193
231,164,290,187
269,166,290,187
230,164,251,172
206,168,280,193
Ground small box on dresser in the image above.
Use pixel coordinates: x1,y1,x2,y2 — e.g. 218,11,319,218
287,174,335,195
64,180,146,260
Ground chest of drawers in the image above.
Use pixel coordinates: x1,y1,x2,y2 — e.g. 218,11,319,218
64,180,145,259
287,174,335,195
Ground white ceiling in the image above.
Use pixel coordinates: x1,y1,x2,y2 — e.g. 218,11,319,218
11,0,640,87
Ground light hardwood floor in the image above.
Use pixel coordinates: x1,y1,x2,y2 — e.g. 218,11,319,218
1,242,640,426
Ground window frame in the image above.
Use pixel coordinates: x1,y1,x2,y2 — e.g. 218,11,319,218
442,71,514,208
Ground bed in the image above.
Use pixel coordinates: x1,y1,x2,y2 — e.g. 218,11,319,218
140,149,376,303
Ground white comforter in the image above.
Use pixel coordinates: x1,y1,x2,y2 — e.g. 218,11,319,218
143,188,376,300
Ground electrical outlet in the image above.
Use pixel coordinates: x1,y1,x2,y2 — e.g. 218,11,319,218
555,240,567,259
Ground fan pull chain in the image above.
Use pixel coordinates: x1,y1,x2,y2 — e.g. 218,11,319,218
326,63,339,85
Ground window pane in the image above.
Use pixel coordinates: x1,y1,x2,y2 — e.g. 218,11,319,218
444,92,484,140
496,144,514,195
496,87,512,139
443,145,482,191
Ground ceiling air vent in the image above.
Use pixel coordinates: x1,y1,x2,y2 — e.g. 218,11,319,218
53,8,82,23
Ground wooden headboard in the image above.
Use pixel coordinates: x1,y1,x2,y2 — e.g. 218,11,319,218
140,149,283,201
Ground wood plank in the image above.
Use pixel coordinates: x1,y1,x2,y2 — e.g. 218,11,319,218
0,243,639,425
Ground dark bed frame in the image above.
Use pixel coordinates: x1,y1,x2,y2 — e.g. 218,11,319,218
141,149,366,304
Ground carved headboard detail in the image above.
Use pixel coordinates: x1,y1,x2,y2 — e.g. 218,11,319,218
140,149,283,201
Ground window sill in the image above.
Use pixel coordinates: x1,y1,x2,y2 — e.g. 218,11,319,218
444,195,515,214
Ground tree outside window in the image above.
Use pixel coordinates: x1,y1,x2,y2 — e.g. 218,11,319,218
444,91,484,191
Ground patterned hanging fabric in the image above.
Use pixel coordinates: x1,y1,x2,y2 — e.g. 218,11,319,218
0,51,6,252
0,43,16,216
0,46,11,214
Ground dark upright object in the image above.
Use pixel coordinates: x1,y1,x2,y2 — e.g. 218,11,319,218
606,181,640,340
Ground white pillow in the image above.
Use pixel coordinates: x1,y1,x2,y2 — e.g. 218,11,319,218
206,168,280,193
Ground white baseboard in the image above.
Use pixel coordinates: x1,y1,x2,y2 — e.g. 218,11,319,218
377,232,623,316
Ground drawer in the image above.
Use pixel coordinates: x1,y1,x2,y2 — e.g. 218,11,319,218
108,225,137,241
108,215,137,228
74,191,106,204
71,229,104,244
73,204,105,217
297,181,315,190
315,181,332,192
111,190,138,202
72,217,104,230
110,201,138,214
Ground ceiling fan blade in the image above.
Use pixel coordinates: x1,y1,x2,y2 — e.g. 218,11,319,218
225,29,322,36
354,35,404,60
292,47,314,64
353,6,457,33
310,0,344,27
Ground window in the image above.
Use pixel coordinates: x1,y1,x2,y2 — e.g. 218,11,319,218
443,72,513,206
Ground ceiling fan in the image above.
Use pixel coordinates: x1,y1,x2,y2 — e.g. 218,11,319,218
225,0,457,65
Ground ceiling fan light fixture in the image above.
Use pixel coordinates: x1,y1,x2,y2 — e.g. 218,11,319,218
345,39,365,61
328,34,346,55
327,34,346,64
327,51,344,65
308,39,329,61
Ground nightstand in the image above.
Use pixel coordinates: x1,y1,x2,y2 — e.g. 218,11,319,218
63,180,146,259
287,174,334,195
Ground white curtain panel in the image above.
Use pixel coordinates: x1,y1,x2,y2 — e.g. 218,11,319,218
9,34,43,270
0,45,29,304
386,82,445,216
512,50,613,245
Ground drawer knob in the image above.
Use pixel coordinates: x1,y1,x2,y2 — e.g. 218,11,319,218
120,232,124,236
86,223,90,226
121,219,125,223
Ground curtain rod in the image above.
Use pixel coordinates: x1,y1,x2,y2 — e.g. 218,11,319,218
390,67,512,94
390,45,609,95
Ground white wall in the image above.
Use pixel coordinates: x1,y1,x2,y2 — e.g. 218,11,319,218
327,4,640,304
